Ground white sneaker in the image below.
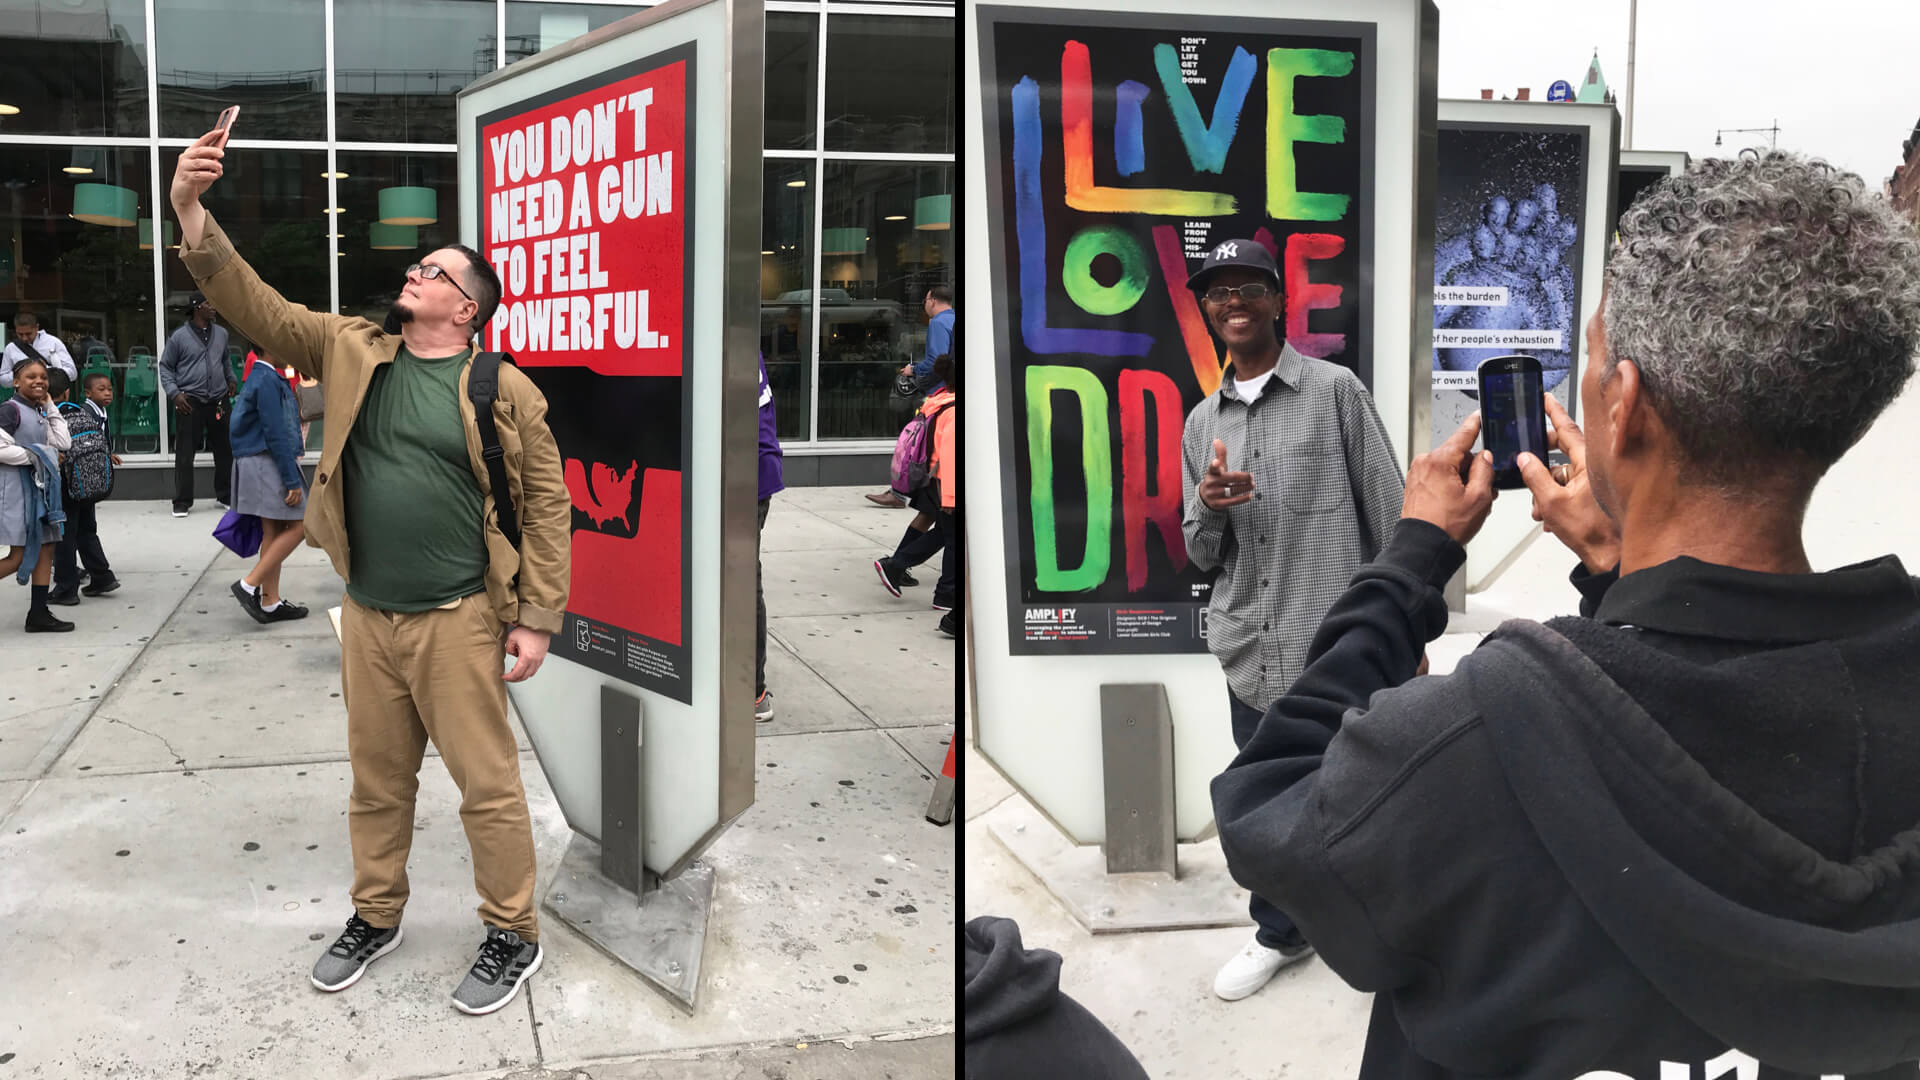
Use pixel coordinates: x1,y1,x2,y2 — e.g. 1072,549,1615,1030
1212,933,1314,1001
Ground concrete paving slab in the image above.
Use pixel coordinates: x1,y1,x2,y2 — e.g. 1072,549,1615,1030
753,636,875,737
89,503,231,574
152,563,350,645
531,729,952,1061
985,796,1247,934
0,778,27,826
56,636,351,775
775,612,953,728
777,500,918,551
884,724,950,779
756,500,878,553
963,743,1015,823
426,1035,953,1079
0,761,544,1080
965,806,1370,1079
0,568,204,649
0,700,99,780
762,548,926,618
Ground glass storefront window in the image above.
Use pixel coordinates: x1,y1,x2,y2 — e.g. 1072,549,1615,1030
823,14,952,154
760,160,814,442
335,0,495,144
0,145,156,452
504,2,646,65
156,0,325,140
816,161,951,440
0,0,149,137
765,12,817,151
334,151,458,323
162,147,328,453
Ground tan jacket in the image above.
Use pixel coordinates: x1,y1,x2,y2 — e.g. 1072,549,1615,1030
180,212,570,634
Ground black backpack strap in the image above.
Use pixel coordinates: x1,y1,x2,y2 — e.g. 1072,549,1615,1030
468,351,521,551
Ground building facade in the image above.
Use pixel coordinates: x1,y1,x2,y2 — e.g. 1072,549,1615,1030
0,0,952,483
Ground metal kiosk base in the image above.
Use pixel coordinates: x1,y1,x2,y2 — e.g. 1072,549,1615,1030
540,687,717,1013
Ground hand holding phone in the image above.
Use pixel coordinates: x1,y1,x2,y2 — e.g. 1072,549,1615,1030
1518,394,1621,573
214,105,240,147
1476,354,1548,491
1402,412,1496,546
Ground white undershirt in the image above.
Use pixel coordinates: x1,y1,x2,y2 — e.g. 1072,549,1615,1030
1233,368,1277,404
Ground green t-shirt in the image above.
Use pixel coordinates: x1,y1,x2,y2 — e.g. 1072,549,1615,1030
342,345,488,612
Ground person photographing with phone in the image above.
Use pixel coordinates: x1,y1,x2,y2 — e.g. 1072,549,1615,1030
1176,238,1406,1004
170,120,572,1016
1211,152,1920,1077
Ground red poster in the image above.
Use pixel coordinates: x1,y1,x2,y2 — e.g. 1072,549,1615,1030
477,46,696,702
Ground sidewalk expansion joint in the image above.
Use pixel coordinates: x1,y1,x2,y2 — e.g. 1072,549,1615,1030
41,540,225,777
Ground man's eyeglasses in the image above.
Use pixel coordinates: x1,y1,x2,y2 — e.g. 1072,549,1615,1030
407,262,474,303
1203,283,1273,304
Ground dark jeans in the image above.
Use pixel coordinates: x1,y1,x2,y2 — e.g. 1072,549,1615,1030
172,397,231,509
1228,690,1308,951
894,510,960,607
756,497,770,696
53,497,111,591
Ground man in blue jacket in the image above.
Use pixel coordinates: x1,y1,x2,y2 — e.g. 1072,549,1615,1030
866,285,955,508
1213,152,1920,1078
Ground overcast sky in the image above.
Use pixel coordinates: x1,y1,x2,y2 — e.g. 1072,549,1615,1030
1435,0,1920,187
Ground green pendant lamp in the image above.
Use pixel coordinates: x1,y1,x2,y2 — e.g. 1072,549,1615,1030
369,222,419,250
378,185,437,225
822,227,867,255
913,194,950,231
72,183,138,226
138,217,177,250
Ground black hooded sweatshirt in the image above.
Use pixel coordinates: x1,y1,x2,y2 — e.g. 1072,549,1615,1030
964,916,1152,1080
1212,519,1920,1079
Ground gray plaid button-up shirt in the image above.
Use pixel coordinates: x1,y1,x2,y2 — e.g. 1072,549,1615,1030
1181,344,1405,710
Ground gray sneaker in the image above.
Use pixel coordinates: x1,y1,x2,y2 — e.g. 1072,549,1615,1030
452,927,543,1015
310,915,403,992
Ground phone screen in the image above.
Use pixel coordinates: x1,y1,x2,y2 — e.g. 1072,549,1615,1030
1480,362,1547,487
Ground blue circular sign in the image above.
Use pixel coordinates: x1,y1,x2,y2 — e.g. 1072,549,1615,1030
1547,80,1574,102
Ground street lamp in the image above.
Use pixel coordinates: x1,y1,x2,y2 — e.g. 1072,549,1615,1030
1715,120,1780,150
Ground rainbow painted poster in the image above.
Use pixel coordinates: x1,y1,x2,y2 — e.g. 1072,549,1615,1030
979,8,1375,655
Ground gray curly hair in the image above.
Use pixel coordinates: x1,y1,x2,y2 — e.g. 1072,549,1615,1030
1604,150,1920,486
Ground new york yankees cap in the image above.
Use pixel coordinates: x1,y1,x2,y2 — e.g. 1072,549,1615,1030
1186,238,1280,292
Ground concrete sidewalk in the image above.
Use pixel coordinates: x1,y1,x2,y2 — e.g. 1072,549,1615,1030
963,385,1920,1078
0,486,954,1079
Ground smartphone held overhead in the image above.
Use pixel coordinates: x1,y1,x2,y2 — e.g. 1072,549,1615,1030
214,105,240,145
1476,354,1547,490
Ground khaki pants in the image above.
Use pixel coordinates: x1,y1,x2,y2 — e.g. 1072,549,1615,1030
340,592,538,941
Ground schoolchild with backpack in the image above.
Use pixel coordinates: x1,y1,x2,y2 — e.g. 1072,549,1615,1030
871,351,957,632
48,369,121,606
225,348,311,623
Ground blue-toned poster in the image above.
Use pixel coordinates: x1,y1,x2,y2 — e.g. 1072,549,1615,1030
1430,121,1586,443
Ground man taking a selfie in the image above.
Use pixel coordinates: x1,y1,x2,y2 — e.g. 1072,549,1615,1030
1178,237,1405,1003
170,126,572,1017
1212,153,1920,1077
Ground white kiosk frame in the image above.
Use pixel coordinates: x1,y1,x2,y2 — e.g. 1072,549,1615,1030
455,0,762,1010
1432,99,1619,591
965,0,1438,930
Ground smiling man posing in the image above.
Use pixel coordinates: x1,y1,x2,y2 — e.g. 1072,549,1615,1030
1179,238,1405,1003
170,128,572,1016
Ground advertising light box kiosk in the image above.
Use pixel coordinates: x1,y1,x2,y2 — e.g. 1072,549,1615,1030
456,0,762,1009
965,0,1439,893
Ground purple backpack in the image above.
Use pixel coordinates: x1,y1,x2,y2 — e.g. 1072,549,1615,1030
889,401,952,498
